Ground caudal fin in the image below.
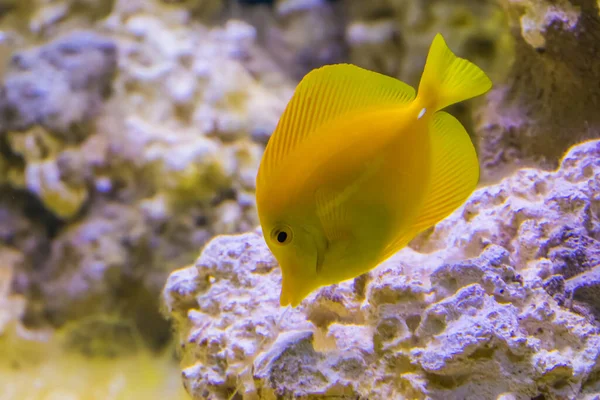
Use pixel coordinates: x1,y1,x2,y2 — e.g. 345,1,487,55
417,33,492,111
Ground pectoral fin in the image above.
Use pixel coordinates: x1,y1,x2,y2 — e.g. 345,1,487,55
315,187,352,242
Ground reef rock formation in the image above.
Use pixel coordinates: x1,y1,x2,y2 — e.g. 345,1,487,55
0,30,117,136
478,0,600,178
0,31,117,219
0,0,292,346
163,139,600,399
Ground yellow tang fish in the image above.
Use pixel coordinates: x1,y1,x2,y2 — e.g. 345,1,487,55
256,33,492,307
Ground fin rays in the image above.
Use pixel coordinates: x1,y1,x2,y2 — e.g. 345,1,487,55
257,64,416,186
417,33,492,111
380,112,479,260
411,111,479,232
255,33,492,308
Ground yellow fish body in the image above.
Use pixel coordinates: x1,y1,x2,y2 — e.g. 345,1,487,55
256,33,492,307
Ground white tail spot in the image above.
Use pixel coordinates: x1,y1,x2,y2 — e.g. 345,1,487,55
418,108,427,119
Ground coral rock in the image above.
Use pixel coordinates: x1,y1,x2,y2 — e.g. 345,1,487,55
0,1,292,347
0,30,117,139
478,0,600,178
163,139,600,399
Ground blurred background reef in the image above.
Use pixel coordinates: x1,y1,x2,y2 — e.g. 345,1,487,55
0,0,599,399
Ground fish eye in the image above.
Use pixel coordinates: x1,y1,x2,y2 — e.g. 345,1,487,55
271,226,293,245
277,231,288,243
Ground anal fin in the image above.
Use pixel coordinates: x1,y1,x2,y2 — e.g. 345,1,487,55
411,111,479,232
380,111,479,261
380,228,419,262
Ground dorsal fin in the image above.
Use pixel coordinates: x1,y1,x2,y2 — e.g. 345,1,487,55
257,64,416,186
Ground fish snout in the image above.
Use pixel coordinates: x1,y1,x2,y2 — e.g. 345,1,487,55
279,280,290,307
279,274,314,308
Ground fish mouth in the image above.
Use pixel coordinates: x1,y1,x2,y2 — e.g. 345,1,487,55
278,232,321,308
279,273,314,308
279,282,290,307
279,278,299,307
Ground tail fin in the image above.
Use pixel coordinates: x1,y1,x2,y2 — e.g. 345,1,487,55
417,33,492,111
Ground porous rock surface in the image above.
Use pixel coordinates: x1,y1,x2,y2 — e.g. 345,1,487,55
0,0,292,343
163,139,600,399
